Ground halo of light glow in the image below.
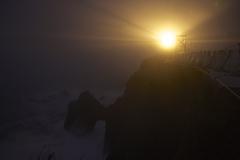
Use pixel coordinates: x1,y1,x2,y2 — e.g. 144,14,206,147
155,30,177,49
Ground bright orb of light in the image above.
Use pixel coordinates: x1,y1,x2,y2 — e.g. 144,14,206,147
155,31,177,49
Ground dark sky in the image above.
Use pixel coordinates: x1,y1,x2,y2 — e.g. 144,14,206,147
0,0,240,98
1,0,240,40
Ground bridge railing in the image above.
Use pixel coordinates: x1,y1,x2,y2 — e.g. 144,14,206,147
179,44,240,75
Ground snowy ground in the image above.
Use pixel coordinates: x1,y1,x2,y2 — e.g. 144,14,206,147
0,89,122,160
209,70,240,98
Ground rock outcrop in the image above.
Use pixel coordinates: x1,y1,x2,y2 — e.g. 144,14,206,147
64,57,240,159
64,91,105,133
105,57,240,160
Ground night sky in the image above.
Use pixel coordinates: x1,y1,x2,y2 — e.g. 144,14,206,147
1,0,240,99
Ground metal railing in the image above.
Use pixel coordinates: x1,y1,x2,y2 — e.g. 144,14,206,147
179,43,240,75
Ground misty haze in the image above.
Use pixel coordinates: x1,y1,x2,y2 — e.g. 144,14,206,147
1,0,240,160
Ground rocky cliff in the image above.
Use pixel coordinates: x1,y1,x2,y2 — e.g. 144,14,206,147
105,57,240,160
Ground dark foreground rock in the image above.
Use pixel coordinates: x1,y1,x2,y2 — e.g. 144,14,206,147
105,57,240,160
64,57,240,160
64,91,105,133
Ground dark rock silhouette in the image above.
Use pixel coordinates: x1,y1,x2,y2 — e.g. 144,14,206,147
64,57,240,159
104,57,240,160
64,91,105,133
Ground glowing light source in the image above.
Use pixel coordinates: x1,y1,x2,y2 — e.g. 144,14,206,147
155,30,177,49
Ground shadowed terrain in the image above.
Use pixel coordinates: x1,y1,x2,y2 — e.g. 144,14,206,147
105,57,240,160
65,56,240,160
